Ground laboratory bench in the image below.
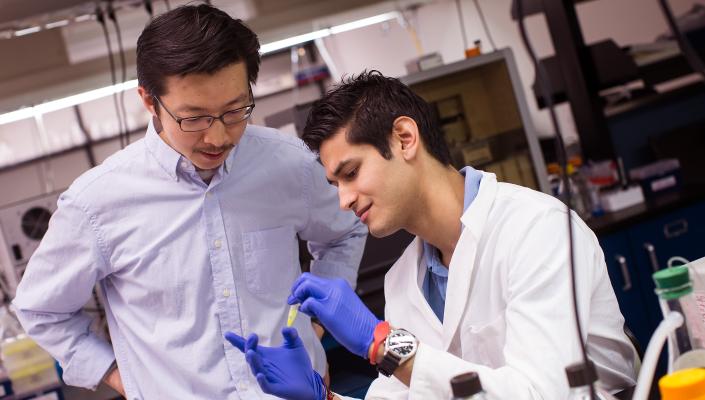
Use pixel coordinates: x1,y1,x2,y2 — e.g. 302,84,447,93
588,185,705,236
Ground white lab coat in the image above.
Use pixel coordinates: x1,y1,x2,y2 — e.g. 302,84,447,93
364,172,638,399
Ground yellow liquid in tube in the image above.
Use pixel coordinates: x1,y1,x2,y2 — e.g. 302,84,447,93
287,304,300,327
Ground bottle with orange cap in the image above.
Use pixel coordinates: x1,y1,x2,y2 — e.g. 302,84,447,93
659,368,705,400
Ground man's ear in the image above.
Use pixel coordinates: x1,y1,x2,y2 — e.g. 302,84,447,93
137,86,157,116
391,116,420,161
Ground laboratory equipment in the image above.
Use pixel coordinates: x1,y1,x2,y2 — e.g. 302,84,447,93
1,335,62,398
653,266,705,371
287,304,300,327
629,159,682,198
451,371,491,399
0,191,61,294
564,360,617,400
0,307,62,399
658,368,705,400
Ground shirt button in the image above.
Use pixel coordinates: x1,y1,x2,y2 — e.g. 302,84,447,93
206,191,212,197
240,382,248,390
223,288,230,298
214,239,222,249
180,161,188,169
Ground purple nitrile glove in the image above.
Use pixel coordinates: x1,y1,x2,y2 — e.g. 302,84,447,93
225,327,326,400
288,272,380,359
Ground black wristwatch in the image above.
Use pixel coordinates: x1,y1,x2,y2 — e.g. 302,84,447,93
376,328,418,377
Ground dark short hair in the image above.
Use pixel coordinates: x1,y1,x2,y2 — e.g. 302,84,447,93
136,4,260,97
302,70,451,165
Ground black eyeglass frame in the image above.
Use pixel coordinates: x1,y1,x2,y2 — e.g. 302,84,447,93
153,87,255,132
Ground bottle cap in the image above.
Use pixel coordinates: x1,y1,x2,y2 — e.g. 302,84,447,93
565,360,597,388
653,266,693,300
451,372,483,397
659,368,705,400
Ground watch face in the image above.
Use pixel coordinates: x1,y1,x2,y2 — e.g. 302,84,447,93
387,330,417,358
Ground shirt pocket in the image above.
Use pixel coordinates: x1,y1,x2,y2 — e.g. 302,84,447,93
242,226,299,299
460,314,506,368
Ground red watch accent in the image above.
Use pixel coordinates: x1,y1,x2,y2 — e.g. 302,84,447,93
369,321,390,365
326,387,335,400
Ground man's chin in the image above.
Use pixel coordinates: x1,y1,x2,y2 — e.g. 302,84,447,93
368,223,398,239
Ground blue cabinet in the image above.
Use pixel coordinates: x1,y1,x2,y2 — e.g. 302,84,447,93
601,231,654,350
598,200,705,379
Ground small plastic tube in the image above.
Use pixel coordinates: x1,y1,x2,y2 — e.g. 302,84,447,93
287,304,300,327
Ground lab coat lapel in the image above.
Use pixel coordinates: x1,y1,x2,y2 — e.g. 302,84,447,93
442,173,498,350
401,239,444,336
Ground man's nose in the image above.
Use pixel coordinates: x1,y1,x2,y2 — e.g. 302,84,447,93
202,121,228,148
338,184,357,211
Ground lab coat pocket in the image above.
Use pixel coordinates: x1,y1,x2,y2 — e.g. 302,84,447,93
461,314,506,368
242,226,298,298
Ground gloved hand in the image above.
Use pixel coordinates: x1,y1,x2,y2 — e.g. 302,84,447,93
225,327,326,400
288,272,380,359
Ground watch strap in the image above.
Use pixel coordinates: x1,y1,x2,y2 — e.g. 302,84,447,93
376,351,401,377
369,321,390,365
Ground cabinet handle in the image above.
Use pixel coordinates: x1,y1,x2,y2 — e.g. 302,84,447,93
616,255,632,291
664,219,688,239
644,242,660,272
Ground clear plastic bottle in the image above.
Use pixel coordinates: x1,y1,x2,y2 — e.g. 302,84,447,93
451,371,491,399
565,360,617,400
653,266,705,371
566,163,592,220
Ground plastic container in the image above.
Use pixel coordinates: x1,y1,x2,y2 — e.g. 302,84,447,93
566,164,592,220
659,368,705,400
9,362,59,397
653,266,705,371
629,158,682,198
1,335,54,373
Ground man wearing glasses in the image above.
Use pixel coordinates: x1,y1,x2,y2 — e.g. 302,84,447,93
12,4,366,399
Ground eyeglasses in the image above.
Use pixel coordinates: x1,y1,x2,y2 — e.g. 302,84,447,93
153,89,255,132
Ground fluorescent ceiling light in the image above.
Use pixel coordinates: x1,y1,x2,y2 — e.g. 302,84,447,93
14,26,41,37
330,12,398,34
45,20,70,30
260,29,331,54
75,14,93,23
0,11,398,125
0,80,137,125
260,11,398,54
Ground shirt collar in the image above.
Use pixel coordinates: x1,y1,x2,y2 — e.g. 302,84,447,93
145,118,181,181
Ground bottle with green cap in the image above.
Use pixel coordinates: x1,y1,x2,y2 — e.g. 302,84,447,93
451,372,492,399
653,265,705,371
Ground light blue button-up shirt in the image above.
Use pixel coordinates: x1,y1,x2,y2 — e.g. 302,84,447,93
13,122,367,399
422,166,482,322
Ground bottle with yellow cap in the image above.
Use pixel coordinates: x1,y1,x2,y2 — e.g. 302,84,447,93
659,368,705,400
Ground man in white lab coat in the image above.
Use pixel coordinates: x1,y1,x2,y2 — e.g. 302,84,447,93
225,71,638,399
